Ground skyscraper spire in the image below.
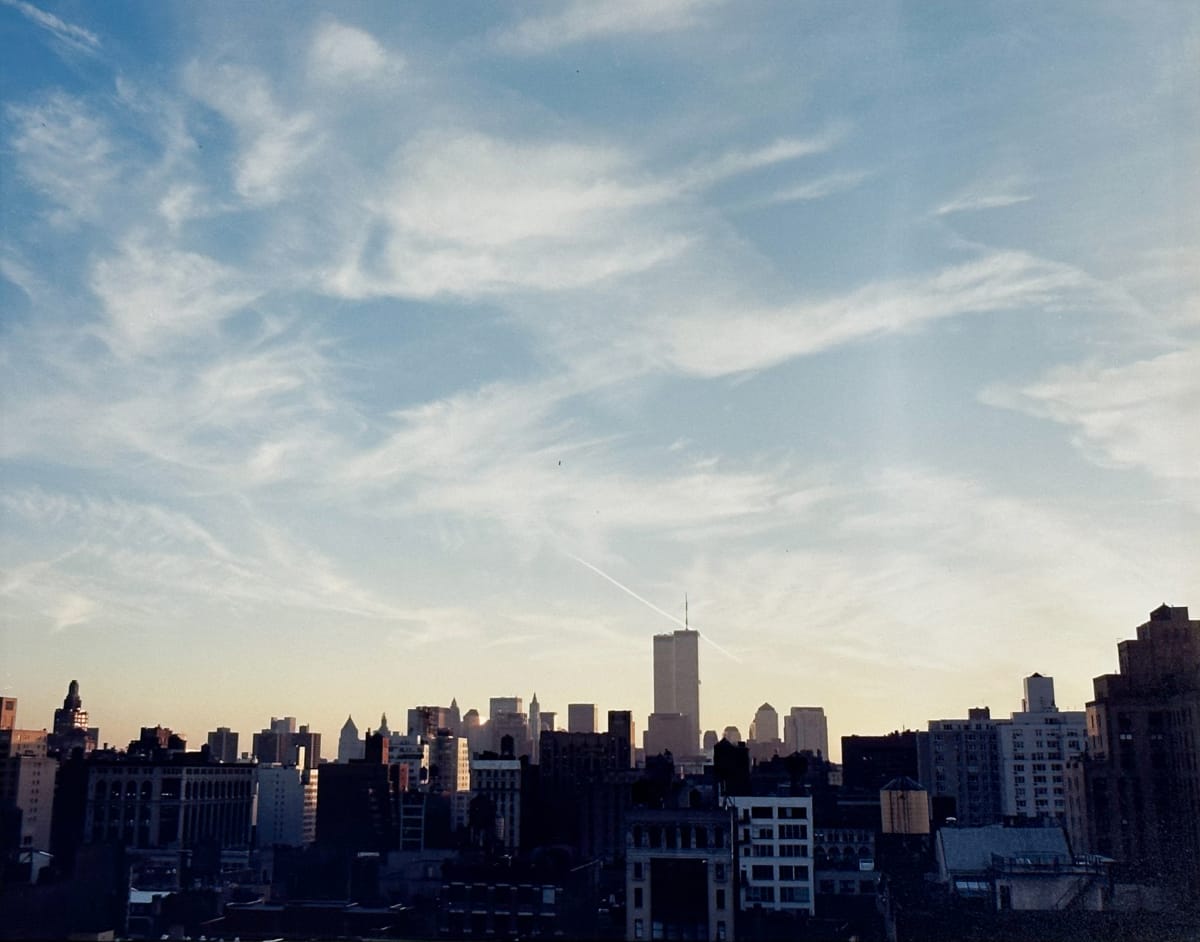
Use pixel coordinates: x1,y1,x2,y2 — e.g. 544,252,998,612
685,594,689,629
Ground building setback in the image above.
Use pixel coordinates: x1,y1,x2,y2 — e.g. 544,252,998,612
1065,604,1200,902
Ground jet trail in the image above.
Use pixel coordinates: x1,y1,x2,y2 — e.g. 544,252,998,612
565,551,741,662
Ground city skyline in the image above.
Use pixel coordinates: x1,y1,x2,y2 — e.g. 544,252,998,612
2,3,1198,757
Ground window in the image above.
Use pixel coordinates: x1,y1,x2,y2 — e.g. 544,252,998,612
634,888,643,908
715,863,726,881
716,889,726,910
633,862,644,880
634,918,644,939
752,865,774,880
751,806,774,819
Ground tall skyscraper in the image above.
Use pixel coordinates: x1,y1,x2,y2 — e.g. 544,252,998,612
207,726,239,763
568,703,598,734
338,715,364,763
528,693,541,764
784,707,829,758
651,628,700,756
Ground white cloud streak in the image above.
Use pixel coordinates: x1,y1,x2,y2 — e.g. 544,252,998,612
494,0,721,54
2,0,99,53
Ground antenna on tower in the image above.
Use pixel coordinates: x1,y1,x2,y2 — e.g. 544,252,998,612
685,593,689,629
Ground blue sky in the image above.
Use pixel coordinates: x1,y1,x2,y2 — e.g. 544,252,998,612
2,1,1197,758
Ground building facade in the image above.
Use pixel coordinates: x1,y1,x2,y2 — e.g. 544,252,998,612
626,808,734,942
730,795,815,916
653,629,700,758
998,675,1085,821
1065,604,1200,901
785,707,829,759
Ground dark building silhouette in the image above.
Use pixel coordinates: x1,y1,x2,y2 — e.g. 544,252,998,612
1065,604,1200,902
537,723,636,860
315,758,402,854
205,727,239,763
252,717,321,769
49,679,98,756
841,730,919,792
80,749,254,852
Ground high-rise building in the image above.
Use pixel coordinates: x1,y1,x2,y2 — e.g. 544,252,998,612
748,703,785,763
568,703,598,734
252,720,320,769
489,696,523,717
428,731,470,794
49,680,98,755
207,727,239,763
784,707,829,759
0,698,16,731
255,763,318,847
528,693,541,763
918,710,1002,826
998,674,1085,821
652,629,700,757
1066,604,1200,901
338,715,364,763
750,704,779,743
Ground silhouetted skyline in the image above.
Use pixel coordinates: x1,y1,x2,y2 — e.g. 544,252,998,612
2,3,1197,777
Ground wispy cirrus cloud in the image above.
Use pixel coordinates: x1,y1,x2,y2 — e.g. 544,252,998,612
494,0,721,54
7,92,118,225
651,250,1083,378
982,347,1200,507
935,191,1031,216
1,0,99,53
184,63,321,205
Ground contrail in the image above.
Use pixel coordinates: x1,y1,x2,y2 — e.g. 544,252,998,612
565,551,741,662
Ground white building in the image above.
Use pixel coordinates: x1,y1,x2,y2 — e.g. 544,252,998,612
729,795,815,915
998,674,1085,821
470,757,522,851
254,764,318,847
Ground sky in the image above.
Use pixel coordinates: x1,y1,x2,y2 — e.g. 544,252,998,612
1,1,1197,762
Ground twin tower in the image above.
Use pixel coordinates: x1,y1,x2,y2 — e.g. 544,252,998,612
647,628,701,760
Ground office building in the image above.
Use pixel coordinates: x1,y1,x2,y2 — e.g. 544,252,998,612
206,727,239,763
252,719,320,769
568,703,598,734
0,698,15,731
652,629,701,758
428,731,470,794
255,763,318,847
528,693,540,763
785,707,829,759
337,715,363,763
